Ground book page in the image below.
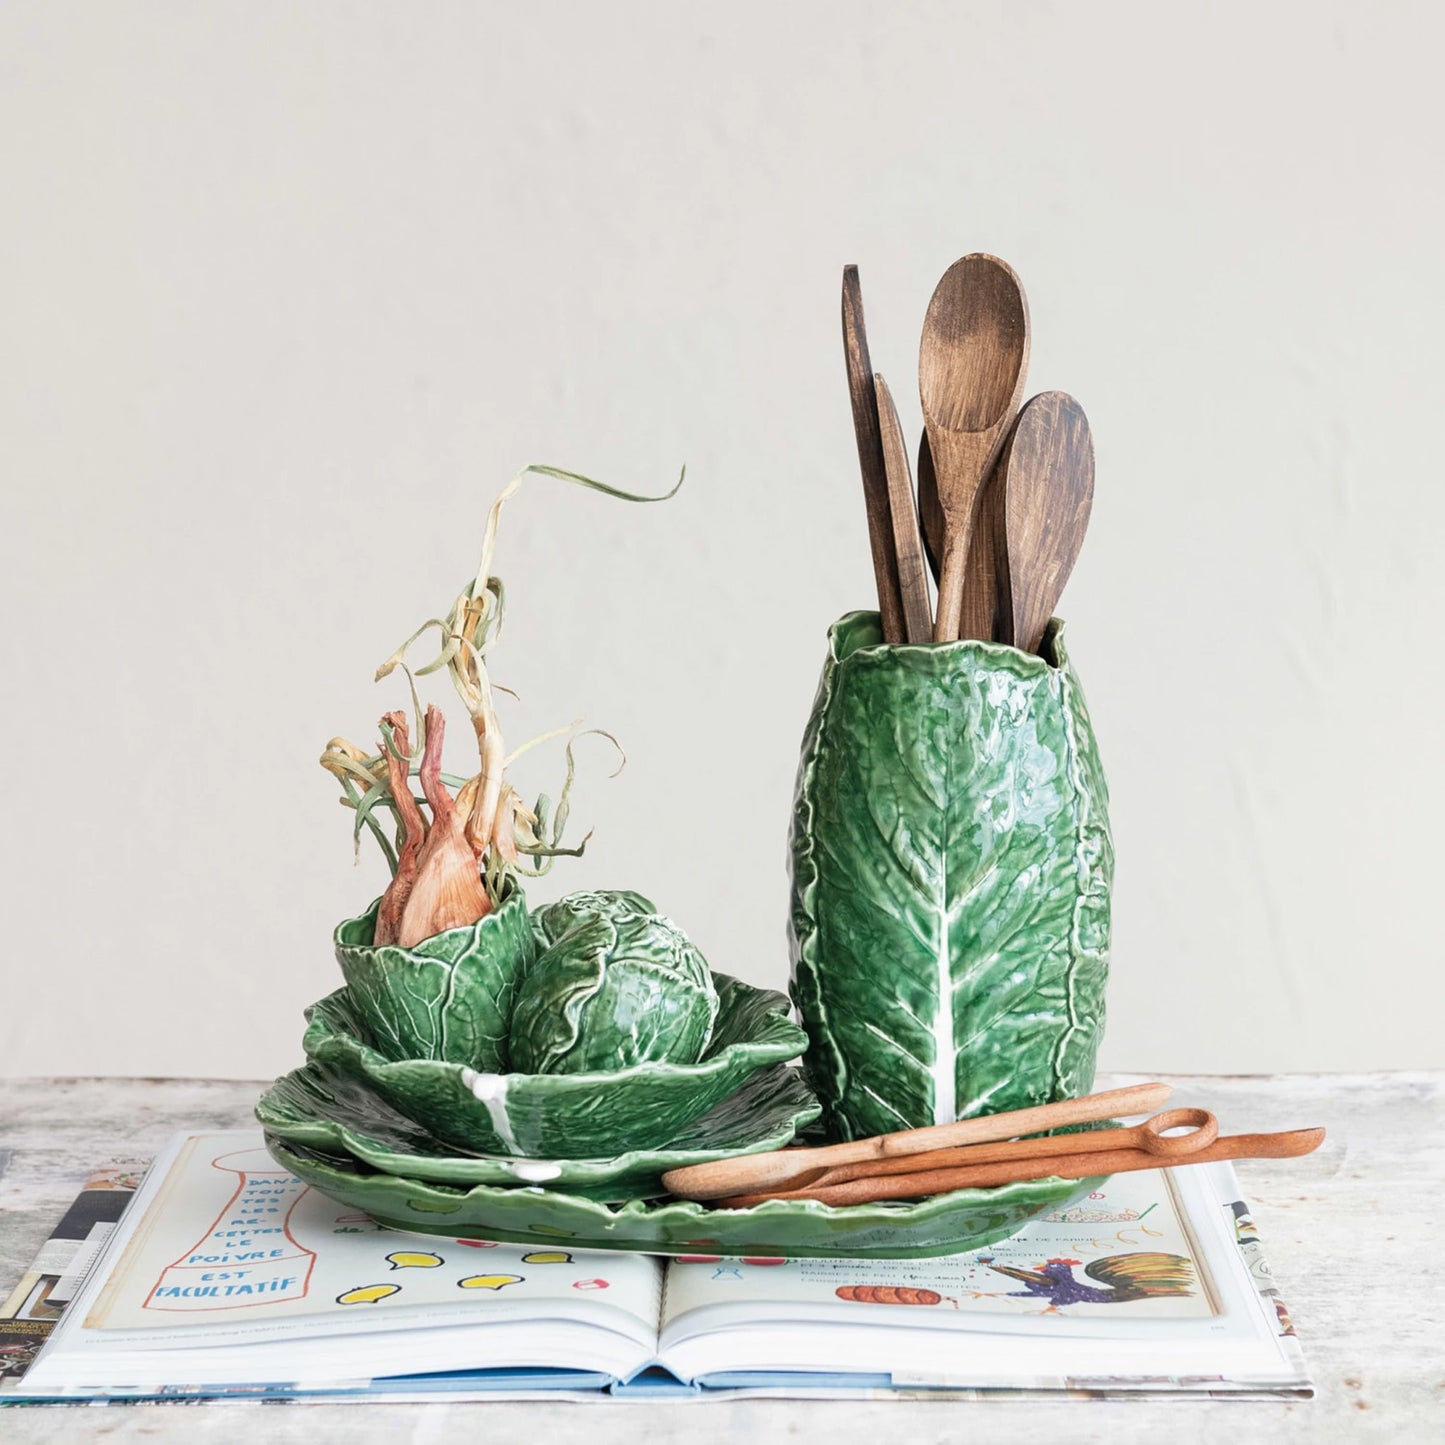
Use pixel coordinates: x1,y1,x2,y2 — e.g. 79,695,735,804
661,1168,1217,1340
83,1132,661,1345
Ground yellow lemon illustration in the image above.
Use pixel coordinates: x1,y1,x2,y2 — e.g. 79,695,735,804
458,1273,523,1291
336,1283,400,1305
386,1250,443,1270
521,1251,572,1265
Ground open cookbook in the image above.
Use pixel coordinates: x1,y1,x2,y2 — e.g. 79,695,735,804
5,1129,1310,1402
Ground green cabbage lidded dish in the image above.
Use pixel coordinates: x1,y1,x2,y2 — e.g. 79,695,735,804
510,890,720,1074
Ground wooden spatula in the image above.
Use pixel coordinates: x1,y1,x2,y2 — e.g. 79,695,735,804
842,266,907,644
873,373,932,643
918,254,1029,642
993,391,1095,656
916,430,943,583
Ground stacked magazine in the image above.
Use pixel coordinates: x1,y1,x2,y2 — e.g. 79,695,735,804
2,1129,1310,1403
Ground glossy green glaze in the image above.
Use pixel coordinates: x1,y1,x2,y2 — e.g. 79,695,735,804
790,612,1113,1142
302,973,809,1158
265,1135,1100,1259
530,889,657,949
333,887,535,1070
510,891,719,1075
256,1060,819,1202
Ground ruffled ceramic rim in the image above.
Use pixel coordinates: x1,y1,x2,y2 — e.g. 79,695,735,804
303,971,808,1090
828,608,1070,670
265,1133,1102,1232
255,1061,822,1183
331,884,528,960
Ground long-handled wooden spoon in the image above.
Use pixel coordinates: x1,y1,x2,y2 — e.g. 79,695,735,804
919,254,1029,642
771,1107,1218,1195
662,1081,1171,1203
842,266,907,644
920,407,1031,640
993,391,1095,655
874,373,932,643
920,443,1019,643
714,1127,1326,1209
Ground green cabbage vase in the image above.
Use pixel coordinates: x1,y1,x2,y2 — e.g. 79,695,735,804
789,611,1113,1143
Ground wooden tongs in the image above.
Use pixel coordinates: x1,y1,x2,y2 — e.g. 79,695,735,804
661,1082,1325,1210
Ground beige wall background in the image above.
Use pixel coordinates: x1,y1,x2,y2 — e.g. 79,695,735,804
3,1,1441,1080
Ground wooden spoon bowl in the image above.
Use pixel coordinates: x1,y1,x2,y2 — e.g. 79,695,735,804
919,254,1030,641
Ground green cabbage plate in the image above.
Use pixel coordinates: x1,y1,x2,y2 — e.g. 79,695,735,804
256,1060,819,1202
265,1135,1101,1260
302,972,809,1158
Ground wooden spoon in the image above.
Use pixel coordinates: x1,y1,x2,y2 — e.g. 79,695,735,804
993,391,1095,655
919,254,1030,641
918,429,1003,634
773,1108,1219,1195
873,373,932,643
662,1081,1172,1203
841,266,907,644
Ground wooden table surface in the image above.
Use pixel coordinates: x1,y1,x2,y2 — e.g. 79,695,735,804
1,1072,1439,1442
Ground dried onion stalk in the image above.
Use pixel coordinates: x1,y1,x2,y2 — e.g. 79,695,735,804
319,464,682,945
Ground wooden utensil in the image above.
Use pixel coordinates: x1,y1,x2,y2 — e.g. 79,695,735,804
873,373,933,643
916,430,943,582
842,266,907,644
661,1081,1172,1203
920,416,1049,643
993,391,1095,655
918,254,1029,642
714,1127,1326,1209
773,1107,1218,1194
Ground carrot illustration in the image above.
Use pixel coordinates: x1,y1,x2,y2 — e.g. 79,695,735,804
834,1285,948,1307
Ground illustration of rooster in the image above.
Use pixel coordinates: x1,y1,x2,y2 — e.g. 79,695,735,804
978,1252,1195,1309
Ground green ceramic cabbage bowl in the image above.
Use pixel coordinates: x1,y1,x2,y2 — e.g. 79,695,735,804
333,888,535,1069
302,972,810,1158
264,1134,1101,1259
256,1059,820,1202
